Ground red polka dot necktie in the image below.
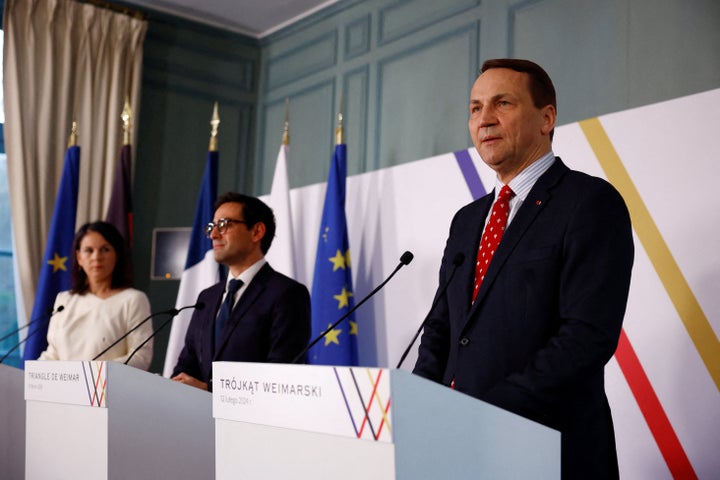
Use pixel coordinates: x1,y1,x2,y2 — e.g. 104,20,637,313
472,185,515,302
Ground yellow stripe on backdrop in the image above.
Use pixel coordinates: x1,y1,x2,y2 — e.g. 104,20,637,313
580,118,720,392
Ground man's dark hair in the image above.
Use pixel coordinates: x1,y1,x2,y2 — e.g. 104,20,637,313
214,192,276,254
481,58,557,140
71,221,131,294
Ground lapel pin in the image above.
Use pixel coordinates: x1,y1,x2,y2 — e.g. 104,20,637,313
536,200,542,206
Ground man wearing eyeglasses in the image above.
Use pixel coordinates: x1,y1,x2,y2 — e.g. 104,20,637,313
171,192,311,391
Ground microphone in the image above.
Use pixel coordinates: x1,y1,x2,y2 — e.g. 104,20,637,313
93,307,179,360
292,251,414,364
124,302,205,366
396,252,465,369
0,306,65,364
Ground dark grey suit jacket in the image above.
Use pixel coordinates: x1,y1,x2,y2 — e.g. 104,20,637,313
414,158,634,479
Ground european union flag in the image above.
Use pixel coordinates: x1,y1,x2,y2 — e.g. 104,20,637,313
310,144,358,366
23,145,80,361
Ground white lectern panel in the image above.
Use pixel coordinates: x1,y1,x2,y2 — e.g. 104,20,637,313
25,361,214,480
0,364,26,480
213,362,560,479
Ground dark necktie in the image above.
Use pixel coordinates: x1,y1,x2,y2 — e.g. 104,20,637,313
214,279,243,351
472,185,515,302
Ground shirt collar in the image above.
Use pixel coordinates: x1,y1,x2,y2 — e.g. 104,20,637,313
225,258,267,290
494,150,555,201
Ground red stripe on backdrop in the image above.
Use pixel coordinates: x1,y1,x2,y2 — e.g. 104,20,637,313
615,329,697,479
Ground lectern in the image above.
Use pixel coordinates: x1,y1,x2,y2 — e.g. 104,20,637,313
24,361,214,480
1,364,25,480
213,362,560,479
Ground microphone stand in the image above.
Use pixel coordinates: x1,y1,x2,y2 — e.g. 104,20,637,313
93,308,178,361
292,251,414,364
124,303,205,366
0,306,64,364
396,252,464,369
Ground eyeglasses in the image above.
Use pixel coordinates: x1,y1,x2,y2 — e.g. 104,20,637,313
204,218,246,237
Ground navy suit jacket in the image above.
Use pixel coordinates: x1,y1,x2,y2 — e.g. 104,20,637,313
414,159,633,479
172,263,311,385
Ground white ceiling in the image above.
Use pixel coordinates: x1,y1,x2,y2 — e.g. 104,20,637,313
123,0,338,38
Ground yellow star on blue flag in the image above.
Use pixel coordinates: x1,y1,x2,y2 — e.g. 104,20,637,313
323,324,342,346
329,249,347,271
333,286,354,309
47,253,68,272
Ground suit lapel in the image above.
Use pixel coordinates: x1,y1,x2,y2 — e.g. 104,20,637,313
201,283,225,366
468,159,568,320
213,263,272,359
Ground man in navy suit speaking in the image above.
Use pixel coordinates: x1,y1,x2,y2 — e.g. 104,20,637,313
413,59,634,479
172,192,311,391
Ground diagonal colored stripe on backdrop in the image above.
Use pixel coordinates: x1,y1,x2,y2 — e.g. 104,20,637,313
580,118,719,391
580,118,702,477
454,149,487,200
615,330,697,479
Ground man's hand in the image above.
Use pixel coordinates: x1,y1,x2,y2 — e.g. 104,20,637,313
171,372,209,391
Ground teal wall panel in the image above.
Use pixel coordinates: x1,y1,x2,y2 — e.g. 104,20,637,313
343,66,370,175
266,31,338,91
257,0,719,196
375,26,478,169
378,0,479,45
260,81,336,189
344,14,371,60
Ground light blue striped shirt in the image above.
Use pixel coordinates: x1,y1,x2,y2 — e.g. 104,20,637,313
487,151,556,227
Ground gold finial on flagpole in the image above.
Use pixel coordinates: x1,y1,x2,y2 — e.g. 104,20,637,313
68,121,78,147
209,102,220,152
335,91,344,145
282,98,290,146
121,97,132,145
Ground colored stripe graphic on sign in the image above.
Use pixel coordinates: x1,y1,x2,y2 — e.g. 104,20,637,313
81,361,107,407
366,369,392,438
333,367,392,441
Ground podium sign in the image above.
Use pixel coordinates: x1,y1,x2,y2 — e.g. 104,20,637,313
213,362,392,442
25,361,214,480
213,362,561,479
25,360,107,407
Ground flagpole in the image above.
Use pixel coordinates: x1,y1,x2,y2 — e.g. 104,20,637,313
283,97,290,146
209,101,220,152
68,121,78,147
335,91,344,145
162,103,221,377
121,97,132,146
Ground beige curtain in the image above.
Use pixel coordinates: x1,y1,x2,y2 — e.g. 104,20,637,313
3,0,147,320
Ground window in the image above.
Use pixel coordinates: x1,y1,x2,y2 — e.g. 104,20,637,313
0,28,20,367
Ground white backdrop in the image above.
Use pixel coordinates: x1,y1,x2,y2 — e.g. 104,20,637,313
270,88,720,478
